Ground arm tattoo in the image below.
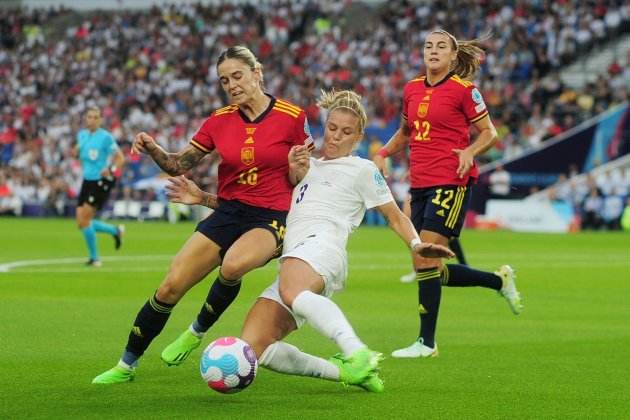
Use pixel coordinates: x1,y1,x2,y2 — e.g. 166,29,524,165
152,146,205,176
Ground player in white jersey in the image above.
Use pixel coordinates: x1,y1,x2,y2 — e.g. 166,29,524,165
165,90,454,392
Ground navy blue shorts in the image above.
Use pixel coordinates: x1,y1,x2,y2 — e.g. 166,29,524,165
409,183,472,238
78,178,115,210
196,199,288,260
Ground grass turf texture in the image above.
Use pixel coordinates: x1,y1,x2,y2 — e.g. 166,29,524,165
1,217,629,419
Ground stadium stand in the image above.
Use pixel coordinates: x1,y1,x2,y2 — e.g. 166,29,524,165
0,1,629,227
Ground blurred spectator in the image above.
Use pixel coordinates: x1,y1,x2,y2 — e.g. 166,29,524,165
581,186,604,229
601,187,625,230
488,164,511,198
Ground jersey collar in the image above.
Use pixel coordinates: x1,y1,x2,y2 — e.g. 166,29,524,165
238,94,276,124
424,71,454,88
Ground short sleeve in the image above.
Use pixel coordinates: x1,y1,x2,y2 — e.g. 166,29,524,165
463,85,489,123
401,83,410,121
355,162,394,209
294,111,314,149
190,117,215,153
107,132,119,154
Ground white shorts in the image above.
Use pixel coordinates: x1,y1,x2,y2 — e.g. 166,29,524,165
281,233,348,294
259,234,348,328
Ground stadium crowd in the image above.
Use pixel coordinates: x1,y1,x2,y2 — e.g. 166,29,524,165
1,0,629,225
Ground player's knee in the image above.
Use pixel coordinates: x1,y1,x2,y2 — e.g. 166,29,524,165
156,276,185,304
415,257,441,271
278,284,297,308
219,258,247,282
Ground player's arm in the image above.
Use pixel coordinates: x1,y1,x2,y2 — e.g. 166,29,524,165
288,144,310,185
165,175,218,209
133,132,205,176
453,115,498,179
106,149,125,178
373,116,410,177
376,200,454,259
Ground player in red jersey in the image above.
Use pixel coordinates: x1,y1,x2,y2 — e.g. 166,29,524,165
93,46,313,384
373,30,523,359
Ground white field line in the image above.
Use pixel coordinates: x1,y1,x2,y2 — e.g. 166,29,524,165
0,255,172,273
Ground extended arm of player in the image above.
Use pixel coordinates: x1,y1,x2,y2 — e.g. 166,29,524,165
373,117,410,176
165,175,218,209
287,144,311,185
377,200,455,259
453,115,498,178
103,149,125,178
132,132,205,176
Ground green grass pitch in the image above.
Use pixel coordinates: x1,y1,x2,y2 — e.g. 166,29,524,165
1,217,629,419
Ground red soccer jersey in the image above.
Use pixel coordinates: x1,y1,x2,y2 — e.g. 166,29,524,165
402,72,489,188
191,96,312,211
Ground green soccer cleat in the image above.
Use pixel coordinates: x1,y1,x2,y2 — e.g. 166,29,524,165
92,365,135,384
359,372,385,393
161,329,202,366
329,348,382,387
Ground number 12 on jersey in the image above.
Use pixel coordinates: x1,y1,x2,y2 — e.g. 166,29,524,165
413,119,431,142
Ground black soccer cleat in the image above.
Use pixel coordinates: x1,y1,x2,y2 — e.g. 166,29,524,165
114,225,125,250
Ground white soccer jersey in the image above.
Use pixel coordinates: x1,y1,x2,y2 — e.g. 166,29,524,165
283,156,394,254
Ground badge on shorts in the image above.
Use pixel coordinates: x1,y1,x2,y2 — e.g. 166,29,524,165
241,147,255,166
417,102,429,118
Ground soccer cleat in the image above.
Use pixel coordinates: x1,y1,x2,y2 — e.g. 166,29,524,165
399,271,416,283
92,365,135,384
114,225,125,250
495,265,523,315
86,259,102,267
161,329,202,366
329,349,382,386
391,338,438,358
358,372,385,393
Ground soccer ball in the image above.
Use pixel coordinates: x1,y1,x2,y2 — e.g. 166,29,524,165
200,336,258,394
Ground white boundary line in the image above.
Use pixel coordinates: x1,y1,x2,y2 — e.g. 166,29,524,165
0,255,173,273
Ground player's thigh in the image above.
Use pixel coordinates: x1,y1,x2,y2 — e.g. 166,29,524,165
278,257,325,307
157,232,222,303
76,204,96,225
241,298,297,358
220,228,278,280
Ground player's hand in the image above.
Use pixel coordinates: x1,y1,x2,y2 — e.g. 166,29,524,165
373,154,389,178
288,145,310,170
132,132,158,155
165,175,209,206
413,242,455,259
453,148,475,179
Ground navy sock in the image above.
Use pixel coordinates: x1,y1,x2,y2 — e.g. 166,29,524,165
193,273,242,334
124,293,175,362
417,268,441,349
448,237,467,265
442,264,502,290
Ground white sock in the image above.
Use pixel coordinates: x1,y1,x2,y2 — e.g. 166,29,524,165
292,290,365,357
259,341,339,381
188,324,204,338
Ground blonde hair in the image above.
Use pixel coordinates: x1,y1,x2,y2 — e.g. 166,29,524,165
430,29,488,80
217,45,264,88
317,89,367,134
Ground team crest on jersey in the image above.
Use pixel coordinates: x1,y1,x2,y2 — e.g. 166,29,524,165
417,102,429,118
241,147,255,165
471,88,487,113
373,170,386,186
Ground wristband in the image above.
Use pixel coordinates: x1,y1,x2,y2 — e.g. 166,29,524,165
377,148,390,158
410,238,422,249
109,165,122,178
